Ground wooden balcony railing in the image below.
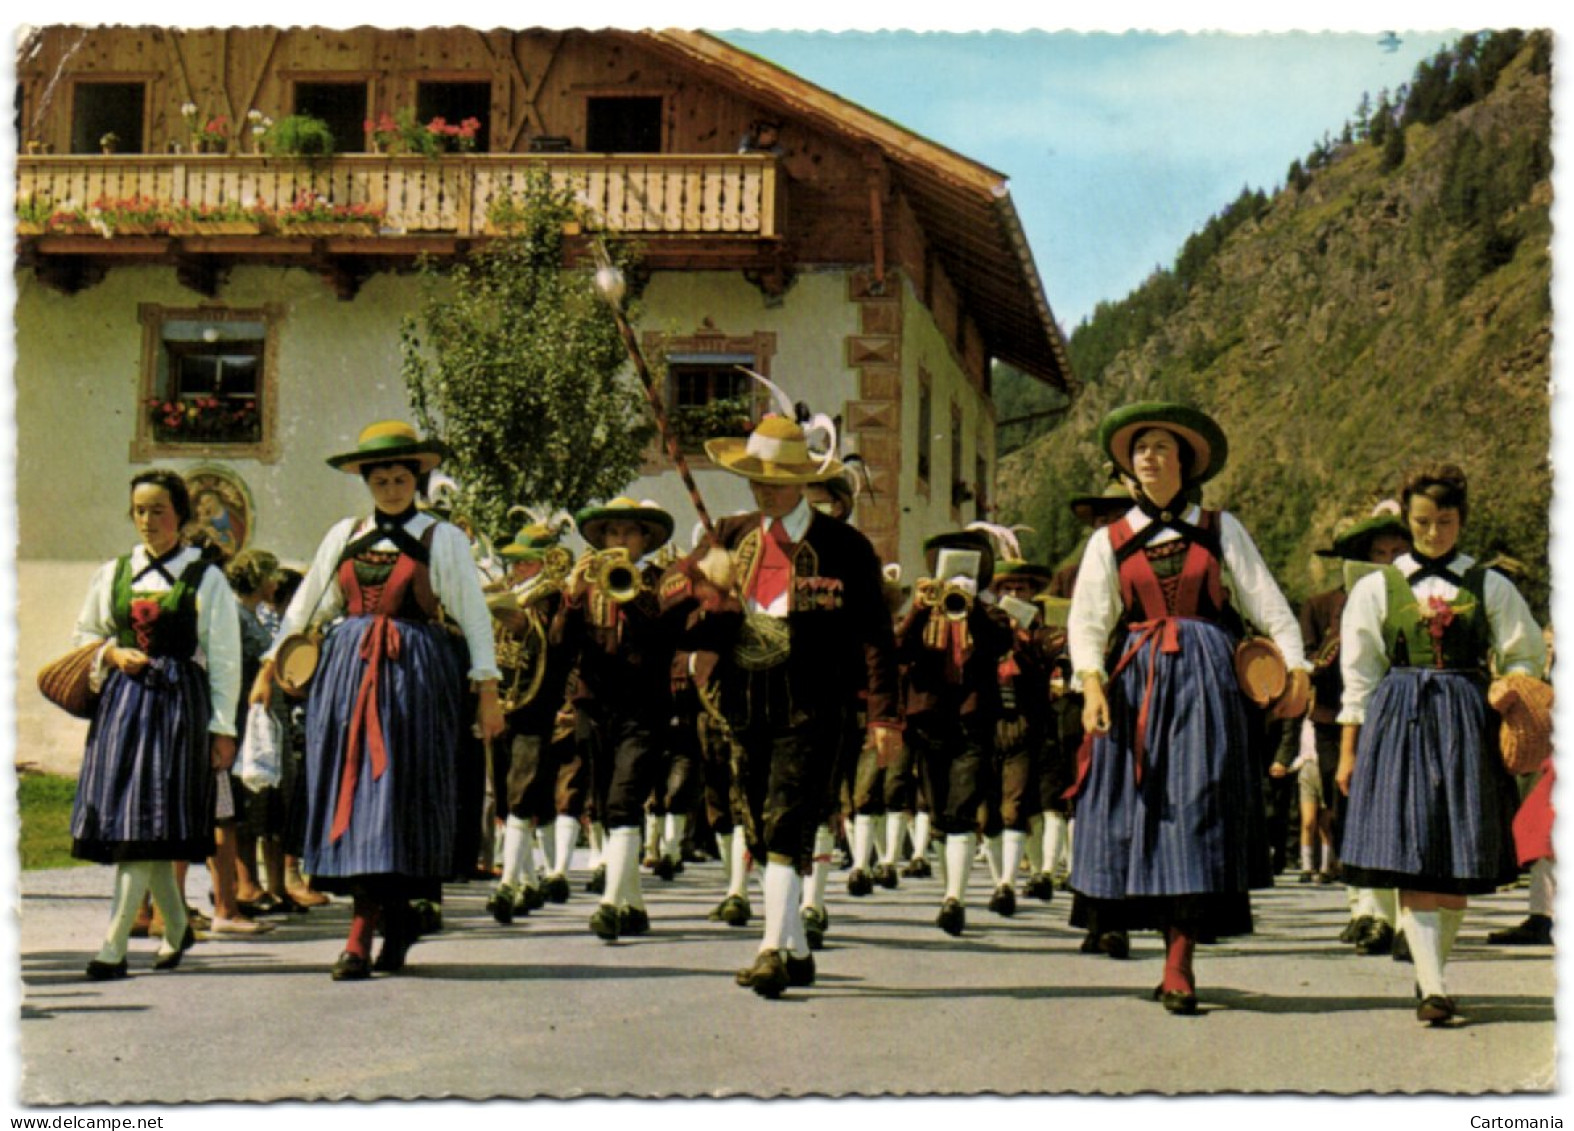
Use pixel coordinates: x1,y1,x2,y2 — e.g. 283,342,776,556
16,153,782,239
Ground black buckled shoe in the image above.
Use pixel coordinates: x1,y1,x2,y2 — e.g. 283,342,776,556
1417,994,1459,1026
618,906,650,936
937,898,966,936
1487,914,1553,946
589,904,620,941
487,883,519,925
1025,873,1055,901
903,856,932,879
736,950,789,998
85,958,129,982
330,951,372,982
1340,915,1373,945
784,951,816,988
988,884,1017,918
653,857,676,882
712,894,752,927
873,863,900,889
1161,989,1199,1015
153,924,197,971
846,868,874,897
544,874,571,904
586,864,607,895
1079,929,1102,954
802,906,828,951
1355,919,1395,956
521,884,546,912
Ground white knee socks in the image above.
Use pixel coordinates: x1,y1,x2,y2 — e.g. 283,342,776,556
601,826,641,909
1002,829,1028,886
944,833,975,904
804,825,834,911
761,860,800,953
852,814,875,872
552,814,580,877
983,835,1004,886
662,813,688,863
728,827,752,899
1043,811,1070,876
1401,907,1446,998
500,816,532,887
882,812,909,866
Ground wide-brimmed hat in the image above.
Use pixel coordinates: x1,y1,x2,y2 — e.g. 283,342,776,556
1316,513,1411,561
991,559,1054,592
575,497,674,552
499,520,567,563
1099,402,1227,485
704,414,844,485
923,530,996,589
1068,481,1136,527
326,421,449,475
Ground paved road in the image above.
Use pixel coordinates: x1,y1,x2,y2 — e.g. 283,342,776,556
9,851,1557,1108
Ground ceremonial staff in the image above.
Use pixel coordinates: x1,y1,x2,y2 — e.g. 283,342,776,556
590,241,718,541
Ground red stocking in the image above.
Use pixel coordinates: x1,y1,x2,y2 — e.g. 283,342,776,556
346,894,381,959
1162,925,1196,994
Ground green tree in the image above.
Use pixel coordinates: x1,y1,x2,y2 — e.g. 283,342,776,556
1380,122,1407,172
400,171,654,537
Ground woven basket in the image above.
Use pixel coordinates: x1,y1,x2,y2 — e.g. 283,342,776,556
1489,672,1553,775
37,642,103,719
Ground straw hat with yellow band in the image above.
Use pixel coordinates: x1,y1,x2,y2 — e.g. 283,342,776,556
991,559,1054,593
574,497,675,552
326,420,450,475
1099,401,1228,486
499,520,567,563
704,414,845,485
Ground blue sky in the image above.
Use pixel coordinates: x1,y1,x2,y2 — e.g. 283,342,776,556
719,29,1455,329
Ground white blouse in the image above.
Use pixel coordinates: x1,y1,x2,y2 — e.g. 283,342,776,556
266,512,500,681
1337,551,1545,725
1067,504,1307,682
73,544,243,737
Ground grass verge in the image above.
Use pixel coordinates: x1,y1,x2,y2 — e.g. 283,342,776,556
17,769,87,870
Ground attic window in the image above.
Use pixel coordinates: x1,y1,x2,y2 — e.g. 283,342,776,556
585,96,662,153
72,81,145,153
416,81,491,151
294,81,369,153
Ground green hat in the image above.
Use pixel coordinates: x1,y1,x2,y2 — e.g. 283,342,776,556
326,420,449,475
991,559,1054,592
499,520,566,563
575,496,675,552
1068,481,1136,528
1317,513,1410,561
1099,402,1227,485
923,530,995,589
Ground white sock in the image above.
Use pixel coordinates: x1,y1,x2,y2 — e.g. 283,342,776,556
535,822,555,876
1529,858,1555,917
1349,885,1365,914
1025,814,1044,874
983,835,1004,886
643,812,661,860
882,812,909,866
601,826,639,909
912,812,932,860
1401,907,1447,998
870,815,886,864
1002,829,1028,885
1044,812,1069,875
728,827,752,899
620,827,646,911
761,861,798,952
1373,888,1398,927
804,825,834,911
1320,841,1334,873
716,828,734,878
98,861,154,964
501,816,532,887
552,814,580,876
852,814,875,872
944,833,975,904
1439,906,1464,963
587,820,606,871
662,813,688,862
149,861,191,960
1300,844,1316,873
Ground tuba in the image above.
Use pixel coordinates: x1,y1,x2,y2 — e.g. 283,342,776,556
491,545,573,712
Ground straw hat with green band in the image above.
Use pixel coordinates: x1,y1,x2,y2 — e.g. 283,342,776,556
991,559,1054,591
326,420,450,475
574,497,675,552
499,520,567,563
1068,481,1136,527
1099,401,1228,485
704,414,844,485
1316,512,1410,561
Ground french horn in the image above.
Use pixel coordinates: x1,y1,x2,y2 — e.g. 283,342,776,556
491,545,573,712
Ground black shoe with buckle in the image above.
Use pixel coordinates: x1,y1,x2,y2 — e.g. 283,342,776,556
711,894,752,927
1355,920,1395,956
1079,929,1102,954
544,874,571,904
618,906,650,936
85,958,129,982
847,868,874,897
653,857,676,882
1161,989,1199,1015
1417,994,1458,1025
1025,873,1055,901
521,884,546,912
589,904,620,941
873,863,900,889
1340,915,1373,944
937,898,966,936
802,905,828,951
331,951,372,982
988,884,1017,918
488,883,519,925
784,951,816,988
586,864,607,895
1487,914,1553,946
736,950,789,998
903,856,932,879
153,924,197,971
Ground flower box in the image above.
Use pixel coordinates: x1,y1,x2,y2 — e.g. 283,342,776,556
17,221,44,236
277,220,379,237
169,219,263,236
105,221,164,237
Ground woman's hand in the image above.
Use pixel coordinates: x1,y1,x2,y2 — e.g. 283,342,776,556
1336,725,1360,796
210,734,238,772
1272,668,1312,720
249,660,276,706
474,682,505,742
107,644,150,677
1080,672,1110,735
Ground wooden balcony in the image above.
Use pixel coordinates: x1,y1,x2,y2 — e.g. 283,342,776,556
17,151,782,238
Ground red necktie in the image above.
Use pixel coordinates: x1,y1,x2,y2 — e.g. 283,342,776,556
751,520,793,608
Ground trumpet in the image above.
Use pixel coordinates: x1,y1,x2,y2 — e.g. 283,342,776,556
938,580,974,621
585,547,644,604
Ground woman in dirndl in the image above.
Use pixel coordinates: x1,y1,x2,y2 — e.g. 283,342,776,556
1067,403,1309,1014
1336,463,1544,1025
71,469,242,979
251,422,503,980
